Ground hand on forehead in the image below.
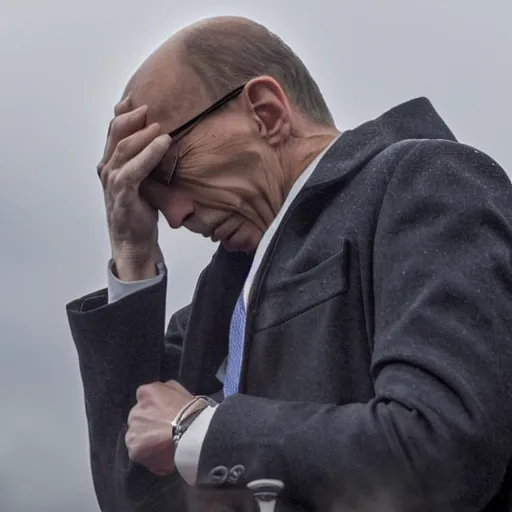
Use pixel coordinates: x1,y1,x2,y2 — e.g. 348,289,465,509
121,44,208,133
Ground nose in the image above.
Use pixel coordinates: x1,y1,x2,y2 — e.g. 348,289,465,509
141,180,195,229
160,191,195,229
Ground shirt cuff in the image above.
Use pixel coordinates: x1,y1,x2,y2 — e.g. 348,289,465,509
175,405,218,485
107,260,166,303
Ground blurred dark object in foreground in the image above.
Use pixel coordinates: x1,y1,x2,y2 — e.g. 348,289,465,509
188,487,259,511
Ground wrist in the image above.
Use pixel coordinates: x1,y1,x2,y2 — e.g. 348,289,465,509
112,258,158,281
171,396,216,445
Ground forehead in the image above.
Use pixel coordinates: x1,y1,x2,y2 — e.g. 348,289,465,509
124,59,209,133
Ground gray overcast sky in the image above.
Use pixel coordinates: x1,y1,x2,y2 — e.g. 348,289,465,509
1,0,511,510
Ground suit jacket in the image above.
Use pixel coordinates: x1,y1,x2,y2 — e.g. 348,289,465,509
67,98,512,512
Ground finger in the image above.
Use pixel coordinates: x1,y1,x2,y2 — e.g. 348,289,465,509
118,134,172,186
109,123,161,170
99,104,148,169
100,124,163,187
114,94,131,117
124,429,136,455
127,406,136,425
140,178,172,212
135,383,153,401
104,104,148,162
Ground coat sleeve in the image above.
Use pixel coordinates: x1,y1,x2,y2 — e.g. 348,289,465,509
194,140,512,511
66,274,191,512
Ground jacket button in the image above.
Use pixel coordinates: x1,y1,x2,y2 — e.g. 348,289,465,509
227,464,245,484
207,465,228,486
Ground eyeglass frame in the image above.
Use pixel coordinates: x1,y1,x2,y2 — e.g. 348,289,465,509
149,84,246,186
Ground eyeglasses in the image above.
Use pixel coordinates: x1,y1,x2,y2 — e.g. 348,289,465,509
149,84,246,186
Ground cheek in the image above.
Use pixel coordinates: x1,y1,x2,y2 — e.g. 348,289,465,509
181,129,258,180
175,131,262,213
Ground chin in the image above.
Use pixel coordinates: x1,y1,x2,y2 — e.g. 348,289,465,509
215,223,261,253
220,232,259,253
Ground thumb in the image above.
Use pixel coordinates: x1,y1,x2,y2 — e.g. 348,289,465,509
162,380,191,395
140,178,171,213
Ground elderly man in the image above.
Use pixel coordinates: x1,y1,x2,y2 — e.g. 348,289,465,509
67,15,512,512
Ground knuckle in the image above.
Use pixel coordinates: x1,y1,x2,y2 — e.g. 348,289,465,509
136,384,150,400
115,138,130,159
165,380,181,393
109,116,121,135
108,174,136,198
104,166,120,189
114,98,128,116
101,166,117,189
118,136,131,151
125,434,135,455
106,118,115,138
107,169,120,186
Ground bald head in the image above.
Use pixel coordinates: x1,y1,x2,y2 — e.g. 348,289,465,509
122,18,249,118
124,16,334,128
122,35,204,128
179,16,334,125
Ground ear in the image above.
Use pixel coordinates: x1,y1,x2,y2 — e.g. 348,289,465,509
243,76,292,145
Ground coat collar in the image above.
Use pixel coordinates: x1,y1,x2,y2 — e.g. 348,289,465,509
305,97,457,190
210,97,458,286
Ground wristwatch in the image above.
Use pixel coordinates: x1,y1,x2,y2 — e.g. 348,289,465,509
171,395,216,445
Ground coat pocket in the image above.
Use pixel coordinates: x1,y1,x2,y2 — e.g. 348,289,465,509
254,239,350,331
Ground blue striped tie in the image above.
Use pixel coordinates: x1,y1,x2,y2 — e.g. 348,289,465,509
223,291,246,397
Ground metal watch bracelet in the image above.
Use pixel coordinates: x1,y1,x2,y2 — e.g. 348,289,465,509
171,395,215,445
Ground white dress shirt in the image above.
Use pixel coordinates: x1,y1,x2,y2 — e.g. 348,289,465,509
107,136,339,485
